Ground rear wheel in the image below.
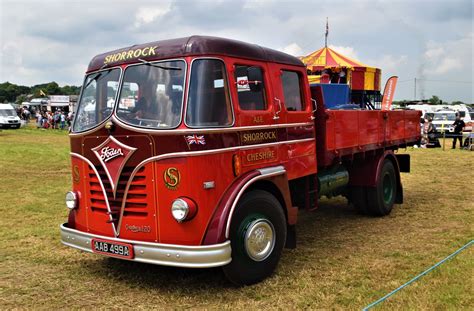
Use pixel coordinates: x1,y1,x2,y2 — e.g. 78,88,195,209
367,159,397,216
350,186,369,214
223,190,286,285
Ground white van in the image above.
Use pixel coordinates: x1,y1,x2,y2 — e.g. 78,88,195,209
0,104,21,129
431,110,456,134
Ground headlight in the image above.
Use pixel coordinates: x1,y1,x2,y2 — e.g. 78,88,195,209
171,198,197,223
65,191,78,209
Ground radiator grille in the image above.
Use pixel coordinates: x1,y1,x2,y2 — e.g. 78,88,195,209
87,166,149,223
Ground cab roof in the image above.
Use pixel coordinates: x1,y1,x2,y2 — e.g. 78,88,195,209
87,35,304,72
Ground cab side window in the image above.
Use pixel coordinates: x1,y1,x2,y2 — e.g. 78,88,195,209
234,65,266,111
281,70,305,111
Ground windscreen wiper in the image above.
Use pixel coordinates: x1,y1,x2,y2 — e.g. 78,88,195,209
138,58,182,70
83,69,113,90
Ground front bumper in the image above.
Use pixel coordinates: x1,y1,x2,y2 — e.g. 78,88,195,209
0,123,20,129
60,223,232,268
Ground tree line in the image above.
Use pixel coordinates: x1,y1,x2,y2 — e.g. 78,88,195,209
0,81,81,104
393,96,467,107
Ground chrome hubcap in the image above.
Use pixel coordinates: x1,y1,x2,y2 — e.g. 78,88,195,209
244,219,275,261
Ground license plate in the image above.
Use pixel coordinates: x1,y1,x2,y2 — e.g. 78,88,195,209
91,239,134,259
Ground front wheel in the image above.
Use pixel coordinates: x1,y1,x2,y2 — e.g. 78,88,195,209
223,190,287,285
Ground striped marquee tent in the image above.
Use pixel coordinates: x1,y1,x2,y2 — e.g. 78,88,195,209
300,47,381,91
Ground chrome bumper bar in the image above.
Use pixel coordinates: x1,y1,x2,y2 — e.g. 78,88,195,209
60,223,232,268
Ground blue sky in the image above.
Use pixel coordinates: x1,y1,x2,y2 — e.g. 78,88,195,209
0,0,472,102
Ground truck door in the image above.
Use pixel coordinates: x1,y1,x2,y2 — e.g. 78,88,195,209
269,65,312,125
269,64,317,179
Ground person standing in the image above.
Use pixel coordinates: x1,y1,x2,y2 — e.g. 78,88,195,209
60,112,66,130
452,113,465,149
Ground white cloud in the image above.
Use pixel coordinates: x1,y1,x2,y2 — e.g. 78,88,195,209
243,0,275,9
423,34,471,75
134,4,171,28
370,55,408,72
328,45,358,60
280,43,302,56
0,0,471,102
424,46,444,60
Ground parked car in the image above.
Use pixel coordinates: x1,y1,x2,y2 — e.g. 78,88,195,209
0,103,21,129
432,110,456,136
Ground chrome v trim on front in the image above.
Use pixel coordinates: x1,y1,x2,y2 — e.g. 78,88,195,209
70,153,118,236
60,223,231,268
115,138,313,234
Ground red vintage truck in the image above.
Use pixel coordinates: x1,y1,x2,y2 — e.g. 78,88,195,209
60,36,420,285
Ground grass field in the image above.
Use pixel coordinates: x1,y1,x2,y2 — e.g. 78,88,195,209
0,127,472,309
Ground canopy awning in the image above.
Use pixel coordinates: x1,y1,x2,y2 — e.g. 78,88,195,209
300,47,381,91
300,47,376,71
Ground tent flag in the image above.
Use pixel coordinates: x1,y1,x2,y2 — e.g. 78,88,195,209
381,76,398,110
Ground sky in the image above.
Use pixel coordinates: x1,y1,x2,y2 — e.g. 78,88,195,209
0,0,472,102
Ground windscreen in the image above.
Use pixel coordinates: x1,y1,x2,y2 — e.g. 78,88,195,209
0,109,16,117
73,68,121,132
433,113,456,121
116,60,186,128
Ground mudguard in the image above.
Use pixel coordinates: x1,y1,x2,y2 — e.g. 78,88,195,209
202,166,296,245
347,150,403,203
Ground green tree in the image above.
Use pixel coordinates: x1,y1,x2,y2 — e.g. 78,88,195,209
428,95,441,105
15,94,28,105
60,85,81,95
0,82,31,102
45,82,60,95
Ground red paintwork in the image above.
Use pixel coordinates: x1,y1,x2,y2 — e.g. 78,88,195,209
67,41,421,250
314,100,420,167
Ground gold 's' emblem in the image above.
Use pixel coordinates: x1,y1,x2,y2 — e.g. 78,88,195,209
164,167,180,190
73,165,80,184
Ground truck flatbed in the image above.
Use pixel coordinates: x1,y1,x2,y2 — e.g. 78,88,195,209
312,87,421,167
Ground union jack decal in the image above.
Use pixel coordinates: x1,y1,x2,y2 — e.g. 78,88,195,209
185,135,206,145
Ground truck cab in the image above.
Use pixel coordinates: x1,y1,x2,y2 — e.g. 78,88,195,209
61,36,315,284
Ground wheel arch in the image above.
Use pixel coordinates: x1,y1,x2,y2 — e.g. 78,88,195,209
246,180,290,224
202,166,296,245
348,150,401,187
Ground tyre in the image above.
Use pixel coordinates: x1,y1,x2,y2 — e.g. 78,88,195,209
223,190,287,285
350,186,369,214
366,159,397,216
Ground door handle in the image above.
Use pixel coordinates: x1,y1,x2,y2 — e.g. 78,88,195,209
273,97,281,120
310,98,317,120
